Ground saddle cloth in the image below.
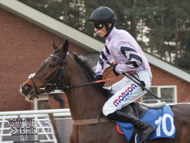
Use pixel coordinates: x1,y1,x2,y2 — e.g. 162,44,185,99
116,104,176,142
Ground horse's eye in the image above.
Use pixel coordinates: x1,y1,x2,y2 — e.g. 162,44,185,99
49,64,56,68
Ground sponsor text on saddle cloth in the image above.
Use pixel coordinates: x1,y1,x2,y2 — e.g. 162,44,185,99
116,105,176,142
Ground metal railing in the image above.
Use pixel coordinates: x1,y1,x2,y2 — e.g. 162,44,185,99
0,109,71,143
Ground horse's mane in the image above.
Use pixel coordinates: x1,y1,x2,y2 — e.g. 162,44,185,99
70,52,111,97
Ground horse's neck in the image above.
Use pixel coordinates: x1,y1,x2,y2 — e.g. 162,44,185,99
65,59,107,120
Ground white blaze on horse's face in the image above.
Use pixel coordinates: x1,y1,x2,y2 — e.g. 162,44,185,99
28,73,36,79
45,57,50,62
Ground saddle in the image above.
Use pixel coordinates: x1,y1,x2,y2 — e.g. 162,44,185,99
120,101,166,118
116,102,166,142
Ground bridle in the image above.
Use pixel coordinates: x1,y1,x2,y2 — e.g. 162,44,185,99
29,53,69,99
28,52,116,100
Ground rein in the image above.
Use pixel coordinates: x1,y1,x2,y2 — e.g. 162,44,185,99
67,76,117,89
67,61,117,89
29,53,116,100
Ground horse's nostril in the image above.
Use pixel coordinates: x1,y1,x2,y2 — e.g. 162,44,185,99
22,84,31,91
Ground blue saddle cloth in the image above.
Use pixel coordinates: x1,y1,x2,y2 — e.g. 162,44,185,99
116,105,176,142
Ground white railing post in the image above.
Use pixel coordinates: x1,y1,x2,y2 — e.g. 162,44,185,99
0,109,71,143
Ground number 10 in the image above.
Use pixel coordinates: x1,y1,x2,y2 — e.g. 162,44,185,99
155,114,175,137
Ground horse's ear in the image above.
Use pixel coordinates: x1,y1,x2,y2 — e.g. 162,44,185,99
62,39,69,52
53,39,58,50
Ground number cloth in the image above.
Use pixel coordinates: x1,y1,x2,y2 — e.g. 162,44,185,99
116,105,176,142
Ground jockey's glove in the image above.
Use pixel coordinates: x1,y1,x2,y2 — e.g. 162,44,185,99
95,75,105,86
113,66,119,76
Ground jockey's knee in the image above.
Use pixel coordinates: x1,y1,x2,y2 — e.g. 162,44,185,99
102,105,108,116
102,104,116,117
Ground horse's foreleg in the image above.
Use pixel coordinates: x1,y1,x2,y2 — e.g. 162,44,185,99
69,126,79,143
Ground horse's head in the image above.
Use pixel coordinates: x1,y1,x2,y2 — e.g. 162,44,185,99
20,40,69,102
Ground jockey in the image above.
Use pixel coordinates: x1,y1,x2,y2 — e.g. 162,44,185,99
87,6,156,143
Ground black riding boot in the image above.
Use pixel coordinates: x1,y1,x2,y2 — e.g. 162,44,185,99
108,110,156,143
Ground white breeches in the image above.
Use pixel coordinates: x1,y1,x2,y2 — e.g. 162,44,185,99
102,70,152,116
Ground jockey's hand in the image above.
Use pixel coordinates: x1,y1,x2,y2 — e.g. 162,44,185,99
112,61,118,66
95,75,103,80
113,66,119,76
95,75,105,86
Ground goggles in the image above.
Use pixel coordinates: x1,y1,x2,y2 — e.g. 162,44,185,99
94,23,105,30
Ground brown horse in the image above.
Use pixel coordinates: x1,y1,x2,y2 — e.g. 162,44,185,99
20,40,190,143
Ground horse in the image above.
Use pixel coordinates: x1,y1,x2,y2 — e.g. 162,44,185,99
20,40,190,143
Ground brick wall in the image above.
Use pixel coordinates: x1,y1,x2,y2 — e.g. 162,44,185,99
49,94,69,109
151,65,190,102
0,8,87,111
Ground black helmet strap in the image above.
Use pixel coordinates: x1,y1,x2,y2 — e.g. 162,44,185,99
104,14,116,37
104,22,114,37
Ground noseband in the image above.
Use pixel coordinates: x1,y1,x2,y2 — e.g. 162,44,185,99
29,53,69,99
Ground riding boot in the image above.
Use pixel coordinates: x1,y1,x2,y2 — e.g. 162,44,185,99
107,110,156,143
